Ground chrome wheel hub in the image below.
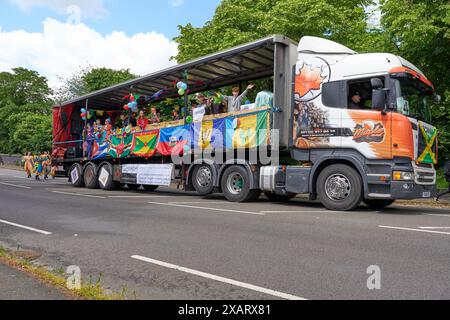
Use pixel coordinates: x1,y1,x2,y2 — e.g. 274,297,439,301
325,174,351,201
227,173,244,195
196,167,212,187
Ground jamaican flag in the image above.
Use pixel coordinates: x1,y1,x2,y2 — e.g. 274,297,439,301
131,131,159,158
108,133,133,158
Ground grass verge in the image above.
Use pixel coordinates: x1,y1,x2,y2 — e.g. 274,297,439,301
0,246,128,300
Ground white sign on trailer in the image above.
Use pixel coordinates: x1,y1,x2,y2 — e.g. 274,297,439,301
70,168,79,183
122,164,174,186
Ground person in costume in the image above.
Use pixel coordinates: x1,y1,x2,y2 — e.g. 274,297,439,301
104,118,113,137
23,152,34,178
149,107,160,124
33,155,44,180
41,151,51,180
137,109,149,130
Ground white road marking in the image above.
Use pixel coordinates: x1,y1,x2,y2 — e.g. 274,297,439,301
148,201,265,216
418,227,450,230
379,225,450,236
108,195,172,199
168,201,230,204
0,182,31,189
426,214,450,218
131,255,306,300
0,219,52,235
260,210,339,214
51,191,106,199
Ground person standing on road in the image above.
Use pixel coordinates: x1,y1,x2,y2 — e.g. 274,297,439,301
23,152,34,179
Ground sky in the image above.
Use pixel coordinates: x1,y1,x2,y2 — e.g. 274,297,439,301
0,0,221,88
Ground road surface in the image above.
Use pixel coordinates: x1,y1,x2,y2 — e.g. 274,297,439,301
0,167,449,300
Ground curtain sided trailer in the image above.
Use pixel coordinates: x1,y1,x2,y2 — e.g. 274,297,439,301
52,35,439,211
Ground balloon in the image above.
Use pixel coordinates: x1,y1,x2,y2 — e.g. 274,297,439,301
131,105,138,113
178,89,185,96
81,113,87,118
130,95,135,102
81,108,86,114
123,105,130,111
82,117,86,121
177,81,183,89
185,116,193,124
181,83,188,91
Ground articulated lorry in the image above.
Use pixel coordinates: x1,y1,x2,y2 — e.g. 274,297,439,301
52,35,440,211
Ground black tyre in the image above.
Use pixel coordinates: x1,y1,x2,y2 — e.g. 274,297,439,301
69,163,84,188
83,163,99,189
221,165,261,202
264,192,296,202
192,164,215,196
126,184,141,190
98,162,120,190
143,185,159,192
316,164,363,211
363,199,395,209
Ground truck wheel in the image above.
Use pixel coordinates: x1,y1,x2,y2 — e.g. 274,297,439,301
221,165,261,202
98,162,120,191
84,163,99,189
363,199,395,209
126,184,140,190
69,163,84,188
143,185,159,192
317,164,363,211
264,192,296,202
192,164,215,196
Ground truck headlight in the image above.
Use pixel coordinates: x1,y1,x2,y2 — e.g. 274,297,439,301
393,171,415,181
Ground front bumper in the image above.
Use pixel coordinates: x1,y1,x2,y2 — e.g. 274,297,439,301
390,181,437,199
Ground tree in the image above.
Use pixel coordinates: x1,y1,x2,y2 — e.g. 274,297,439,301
54,67,137,103
174,0,374,63
0,68,53,154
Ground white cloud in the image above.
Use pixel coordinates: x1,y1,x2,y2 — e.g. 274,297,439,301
8,0,109,19
168,0,184,7
0,18,178,88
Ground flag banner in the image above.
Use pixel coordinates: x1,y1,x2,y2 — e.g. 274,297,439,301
108,133,133,158
91,141,109,160
192,118,226,150
157,125,191,156
131,130,159,158
225,111,269,149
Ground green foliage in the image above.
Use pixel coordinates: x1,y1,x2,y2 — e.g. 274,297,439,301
174,0,374,62
0,68,53,154
54,67,137,104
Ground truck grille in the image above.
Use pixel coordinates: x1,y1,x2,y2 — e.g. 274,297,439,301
413,162,436,185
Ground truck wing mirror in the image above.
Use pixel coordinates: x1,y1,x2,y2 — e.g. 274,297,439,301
371,78,383,89
372,89,386,111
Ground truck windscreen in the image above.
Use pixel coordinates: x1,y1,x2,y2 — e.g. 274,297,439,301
393,78,433,123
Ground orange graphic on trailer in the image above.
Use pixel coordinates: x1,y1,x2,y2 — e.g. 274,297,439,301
295,63,327,98
353,121,385,143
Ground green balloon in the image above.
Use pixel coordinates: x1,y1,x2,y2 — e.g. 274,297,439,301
178,89,185,96
186,116,193,124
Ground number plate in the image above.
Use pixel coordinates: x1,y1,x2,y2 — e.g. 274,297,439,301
422,192,431,198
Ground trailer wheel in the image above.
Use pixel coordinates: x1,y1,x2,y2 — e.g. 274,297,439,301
143,185,159,192
69,163,84,188
316,164,363,211
126,184,141,190
264,192,296,202
221,165,260,202
84,163,99,189
98,162,120,191
192,164,215,196
363,199,395,209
